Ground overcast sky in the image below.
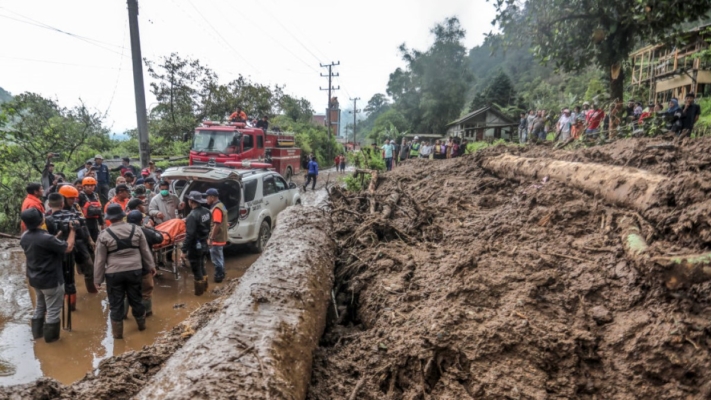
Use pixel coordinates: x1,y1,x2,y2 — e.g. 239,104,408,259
0,0,497,134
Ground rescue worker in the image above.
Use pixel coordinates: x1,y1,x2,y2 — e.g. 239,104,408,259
60,185,97,295
229,107,247,122
181,191,211,296
45,193,79,312
20,208,75,343
409,136,421,158
105,184,131,226
78,177,104,242
205,188,227,283
94,204,155,339
21,182,45,233
148,181,182,225
126,210,161,317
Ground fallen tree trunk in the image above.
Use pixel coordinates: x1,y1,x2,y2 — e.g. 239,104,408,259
381,193,400,219
481,154,668,213
135,206,335,400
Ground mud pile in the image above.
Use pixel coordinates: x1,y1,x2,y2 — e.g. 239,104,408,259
307,139,711,399
0,279,239,400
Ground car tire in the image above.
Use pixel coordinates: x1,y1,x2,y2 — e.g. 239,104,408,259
249,220,271,253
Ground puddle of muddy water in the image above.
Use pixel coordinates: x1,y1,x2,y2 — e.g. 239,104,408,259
0,245,259,386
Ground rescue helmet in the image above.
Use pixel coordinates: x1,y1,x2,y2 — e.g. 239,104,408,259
59,185,80,198
82,177,97,186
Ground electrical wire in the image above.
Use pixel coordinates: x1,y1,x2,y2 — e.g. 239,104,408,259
0,55,122,70
103,21,129,118
0,8,128,58
184,0,258,73
209,0,319,74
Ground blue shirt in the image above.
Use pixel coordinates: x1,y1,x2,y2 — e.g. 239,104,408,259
307,160,319,175
381,143,394,158
95,164,110,185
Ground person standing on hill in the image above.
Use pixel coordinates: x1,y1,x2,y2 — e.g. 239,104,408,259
381,139,395,171
399,138,410,162
303,156,319,191
585,104,605,136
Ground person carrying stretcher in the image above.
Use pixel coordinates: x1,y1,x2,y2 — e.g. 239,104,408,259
181,191,211,296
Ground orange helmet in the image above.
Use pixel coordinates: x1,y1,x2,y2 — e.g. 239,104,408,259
82,177,97,186
58,185,80,198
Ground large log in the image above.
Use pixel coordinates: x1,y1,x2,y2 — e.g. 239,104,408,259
135,206,335,400
481,154,668,213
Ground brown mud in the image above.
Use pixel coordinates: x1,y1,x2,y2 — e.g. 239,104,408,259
307,138,711,399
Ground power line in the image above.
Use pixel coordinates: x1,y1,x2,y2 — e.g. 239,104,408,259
184,0,258,73
211,0,319,74
0,55,122,70
103,21,129,118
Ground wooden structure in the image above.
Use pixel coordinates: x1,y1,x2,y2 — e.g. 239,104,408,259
445,106,517,141
630,24,711,103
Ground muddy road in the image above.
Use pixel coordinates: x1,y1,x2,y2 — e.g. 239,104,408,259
0,242,258,386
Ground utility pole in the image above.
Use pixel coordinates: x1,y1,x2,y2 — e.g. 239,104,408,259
320,62,340,137
349,97,360,150
127,0,150,168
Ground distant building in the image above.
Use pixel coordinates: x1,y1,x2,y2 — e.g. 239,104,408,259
312,114,326,126
446,107,517,141
630,24,711,103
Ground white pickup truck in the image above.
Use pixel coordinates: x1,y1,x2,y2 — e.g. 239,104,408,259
162,166,301,252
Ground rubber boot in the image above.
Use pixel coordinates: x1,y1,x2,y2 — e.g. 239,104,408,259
136,314,147,331
31,318,44,340
203,276,209,291
43,322,60,343
85,276,98,294
142,298,153,317
194,279,205,296
111,320,123,339
214,270,225,284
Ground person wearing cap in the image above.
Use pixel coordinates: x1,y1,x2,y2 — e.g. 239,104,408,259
112,157,138,177
93,155,111,204
256,115,269,132
20,207,76,343
21,183,45,233
94,204,155,339
126,210,162,318
679,92,701,137
205,188,227,283
105,184,131,227
149,180,183,225
181,191,212,295
124,171,136,188
77,161,93,180
409,136,421,158
154,168,163,182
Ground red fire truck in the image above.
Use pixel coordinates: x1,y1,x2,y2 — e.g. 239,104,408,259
189,121,301,181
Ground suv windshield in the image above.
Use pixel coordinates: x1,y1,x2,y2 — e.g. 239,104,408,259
192,130,240,153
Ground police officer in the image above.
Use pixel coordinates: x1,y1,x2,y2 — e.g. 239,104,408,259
94,204,156,339
181,191,211,296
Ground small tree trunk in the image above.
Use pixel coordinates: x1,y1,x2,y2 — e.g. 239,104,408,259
610,64,625,103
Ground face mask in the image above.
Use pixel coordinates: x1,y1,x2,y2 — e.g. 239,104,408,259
160,189,169,197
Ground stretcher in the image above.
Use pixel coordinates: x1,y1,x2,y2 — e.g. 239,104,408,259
152,219,186,280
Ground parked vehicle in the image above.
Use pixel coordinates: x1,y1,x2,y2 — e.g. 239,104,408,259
162,165,301,252
189,121,301,181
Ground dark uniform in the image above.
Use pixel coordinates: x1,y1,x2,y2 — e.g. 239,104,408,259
45,209,81,310
182,196,211,295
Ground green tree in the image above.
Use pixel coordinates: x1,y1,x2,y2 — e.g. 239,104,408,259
489,0,711,101
364,93,390,116
387,17,473,134
278,95,314,124
367,108,408,144
469,70,518,112
0,87,12,104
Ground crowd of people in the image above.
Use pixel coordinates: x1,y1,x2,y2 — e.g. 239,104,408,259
377,136,468,171
20,154,230,342
518,92,702,143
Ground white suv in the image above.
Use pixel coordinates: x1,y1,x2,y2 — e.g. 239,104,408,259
162,166,301,252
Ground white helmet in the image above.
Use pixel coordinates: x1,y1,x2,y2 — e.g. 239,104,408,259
414,136,419,140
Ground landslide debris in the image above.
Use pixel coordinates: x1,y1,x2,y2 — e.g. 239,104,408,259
307,138,711,399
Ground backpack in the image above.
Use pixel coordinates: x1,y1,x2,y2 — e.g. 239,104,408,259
82,194,102,219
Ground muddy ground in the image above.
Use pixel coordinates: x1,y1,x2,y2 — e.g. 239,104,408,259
307,137,711,399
